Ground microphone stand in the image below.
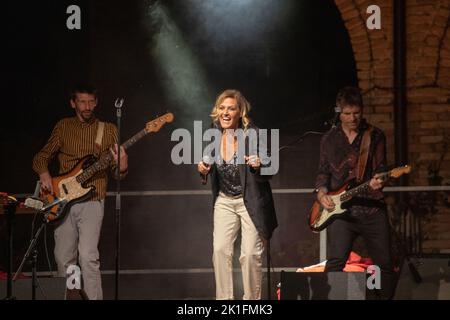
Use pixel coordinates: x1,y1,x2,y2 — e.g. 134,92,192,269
13,213,49,300
279,131,324,152
266,239,271,300
276,129,325,298
2,198,18,300
114,98,123,300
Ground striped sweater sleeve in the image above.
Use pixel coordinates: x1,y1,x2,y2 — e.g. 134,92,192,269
32,120,62,174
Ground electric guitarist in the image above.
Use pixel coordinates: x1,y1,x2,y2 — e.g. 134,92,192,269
314,87,395,299
32,84,128,300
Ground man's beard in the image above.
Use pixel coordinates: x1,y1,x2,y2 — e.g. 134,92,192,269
81,111,94,122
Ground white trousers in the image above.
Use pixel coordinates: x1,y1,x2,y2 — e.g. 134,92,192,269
54,200,104,300
213,193,264,300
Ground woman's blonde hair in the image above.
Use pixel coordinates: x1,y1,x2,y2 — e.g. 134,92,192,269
210,89,252,130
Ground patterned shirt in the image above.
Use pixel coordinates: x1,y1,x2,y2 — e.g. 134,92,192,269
216,152,243,197
32,116,125,201
315,120,387,215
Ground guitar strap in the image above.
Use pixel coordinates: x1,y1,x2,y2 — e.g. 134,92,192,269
355,125,373,183
94,121,105,156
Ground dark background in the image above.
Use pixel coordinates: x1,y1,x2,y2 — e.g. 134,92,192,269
1,0,356,299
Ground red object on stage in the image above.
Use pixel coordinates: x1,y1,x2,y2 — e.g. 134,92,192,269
276,252,373,300
0,271,28,280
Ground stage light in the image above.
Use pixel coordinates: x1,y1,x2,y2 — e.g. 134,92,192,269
142,0,288,125
144,1,214,122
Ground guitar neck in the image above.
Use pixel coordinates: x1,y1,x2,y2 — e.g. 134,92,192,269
122,128,148,150
77,128,148,184
340,171,390,202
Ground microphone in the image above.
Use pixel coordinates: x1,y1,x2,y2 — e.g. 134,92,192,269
201,155,213,185
325,106,341,128
332,106,341,128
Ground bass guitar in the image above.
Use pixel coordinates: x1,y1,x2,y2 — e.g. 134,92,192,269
39,112,174,222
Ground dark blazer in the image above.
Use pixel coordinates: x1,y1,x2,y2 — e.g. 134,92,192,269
208,124,278,240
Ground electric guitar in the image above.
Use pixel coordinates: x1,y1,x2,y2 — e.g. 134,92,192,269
308,165,411,232
40,112,174,222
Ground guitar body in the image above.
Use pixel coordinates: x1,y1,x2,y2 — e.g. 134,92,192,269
308,182,350,232
40,155,96,222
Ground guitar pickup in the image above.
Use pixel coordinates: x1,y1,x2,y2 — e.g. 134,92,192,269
62,184,69,194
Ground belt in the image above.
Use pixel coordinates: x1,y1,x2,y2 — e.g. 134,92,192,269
219,191,243,200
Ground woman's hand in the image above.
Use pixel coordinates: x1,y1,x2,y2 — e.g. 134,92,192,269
245,155,261,170
198,161,211,175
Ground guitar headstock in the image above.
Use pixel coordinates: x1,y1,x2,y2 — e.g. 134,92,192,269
390,165,412,178
145,112,174,133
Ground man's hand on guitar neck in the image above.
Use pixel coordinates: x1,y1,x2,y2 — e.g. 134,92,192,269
110,144,128,173
317,189,335,211
39,171,54,194
369,173,384,191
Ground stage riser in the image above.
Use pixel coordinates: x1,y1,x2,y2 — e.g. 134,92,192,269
280,272,367,300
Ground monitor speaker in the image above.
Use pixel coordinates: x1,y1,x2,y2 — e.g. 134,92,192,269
0,276,66,300
280,271,367,300
394,255,450,300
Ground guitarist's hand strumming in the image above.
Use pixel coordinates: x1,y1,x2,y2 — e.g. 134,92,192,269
39,171,54,194
317,189,335,211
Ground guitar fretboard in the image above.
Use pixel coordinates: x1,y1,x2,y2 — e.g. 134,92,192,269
340,171,390,202
122,128,147,150
76,128,148,184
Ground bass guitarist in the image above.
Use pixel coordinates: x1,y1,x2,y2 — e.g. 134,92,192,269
32,83,128,300
314,86,394,299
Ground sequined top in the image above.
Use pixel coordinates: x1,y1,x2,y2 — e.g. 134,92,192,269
216,152,243,197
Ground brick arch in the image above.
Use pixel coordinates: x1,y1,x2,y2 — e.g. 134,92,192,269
334,0,393,90
334,0,450,253
334,0,450,167
333,0,395,163
436,12,450,89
